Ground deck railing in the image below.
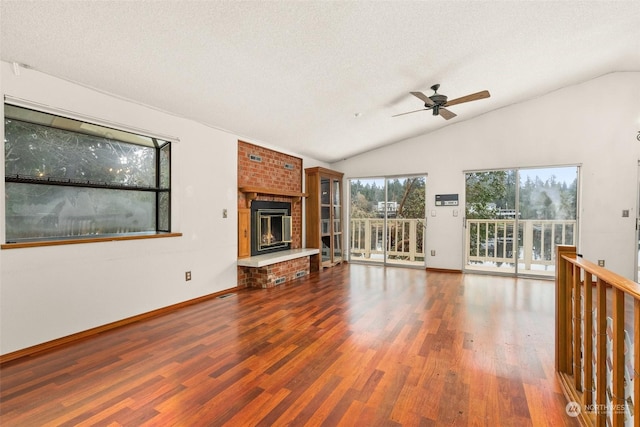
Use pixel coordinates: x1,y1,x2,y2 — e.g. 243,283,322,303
466,219,576,275
349,217,576,271
556,245,639,426
350,218,425,264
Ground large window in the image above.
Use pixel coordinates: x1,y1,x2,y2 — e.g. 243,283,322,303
4,104,172,243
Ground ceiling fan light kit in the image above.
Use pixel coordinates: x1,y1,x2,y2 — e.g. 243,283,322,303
394,84,490,120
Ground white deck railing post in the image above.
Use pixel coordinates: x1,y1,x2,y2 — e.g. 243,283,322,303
523,220,533,270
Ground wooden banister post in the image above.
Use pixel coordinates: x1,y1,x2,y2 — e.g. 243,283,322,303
556,245,575,373
572,263,582,390
596,278,607,427
612,289,625,426
583,271,594,409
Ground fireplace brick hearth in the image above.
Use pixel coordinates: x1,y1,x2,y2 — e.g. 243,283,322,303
237,141,308,288
237,256,310,288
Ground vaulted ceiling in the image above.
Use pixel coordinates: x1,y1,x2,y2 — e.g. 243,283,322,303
2,1,639,163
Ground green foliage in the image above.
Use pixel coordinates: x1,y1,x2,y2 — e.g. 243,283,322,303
4,118,156,188
395,177,425,219
465,170,577,220
465,171,509,218
349,177,425,219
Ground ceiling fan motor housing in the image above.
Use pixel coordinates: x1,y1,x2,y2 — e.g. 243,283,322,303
429,94,448,106
427,94,448,115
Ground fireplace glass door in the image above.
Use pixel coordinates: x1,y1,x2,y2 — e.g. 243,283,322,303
250,200,292,256
257,209,291,253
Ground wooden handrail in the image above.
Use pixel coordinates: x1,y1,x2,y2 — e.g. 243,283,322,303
561,253,640,299
555,245,640,427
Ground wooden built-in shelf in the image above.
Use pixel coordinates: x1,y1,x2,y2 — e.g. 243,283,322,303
239,186,307,203
305,167,344,272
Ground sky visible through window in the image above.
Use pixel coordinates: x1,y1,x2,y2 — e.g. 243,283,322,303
519,166,577,186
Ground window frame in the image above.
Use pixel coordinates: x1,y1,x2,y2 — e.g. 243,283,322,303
3,101,180,248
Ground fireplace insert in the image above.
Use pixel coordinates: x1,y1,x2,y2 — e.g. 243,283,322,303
250,201,292,256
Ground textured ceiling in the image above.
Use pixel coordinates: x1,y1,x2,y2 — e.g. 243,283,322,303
1,1,639,163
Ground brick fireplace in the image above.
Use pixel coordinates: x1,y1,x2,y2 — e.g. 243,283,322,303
237,141,316,288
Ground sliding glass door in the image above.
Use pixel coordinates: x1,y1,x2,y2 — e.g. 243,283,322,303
350,178,385,263
465,170,517,274
465,166,578,277
385,176,426,266
349,175,426,267
517,167,578,275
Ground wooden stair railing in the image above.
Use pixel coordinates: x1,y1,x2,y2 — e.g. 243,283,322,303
556,245,640,427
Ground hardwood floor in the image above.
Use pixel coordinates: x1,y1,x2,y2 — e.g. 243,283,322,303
0,264,579,426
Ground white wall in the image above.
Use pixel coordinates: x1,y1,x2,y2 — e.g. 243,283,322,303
0,62,327,355
332,72,640,278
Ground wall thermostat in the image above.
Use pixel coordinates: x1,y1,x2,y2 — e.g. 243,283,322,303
435,194,459,206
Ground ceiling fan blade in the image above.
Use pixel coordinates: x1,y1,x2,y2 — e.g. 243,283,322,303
392,108,427,117
439,108,457,120
445,90,490,107
410,91,435,106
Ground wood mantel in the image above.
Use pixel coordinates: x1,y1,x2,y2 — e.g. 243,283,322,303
239,186,307,204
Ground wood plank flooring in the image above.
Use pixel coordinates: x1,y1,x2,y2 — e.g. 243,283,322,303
0,264,579,426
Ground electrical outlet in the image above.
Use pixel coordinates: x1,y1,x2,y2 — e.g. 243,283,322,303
185,271,192,281
597,260,605,267
431,250,436,256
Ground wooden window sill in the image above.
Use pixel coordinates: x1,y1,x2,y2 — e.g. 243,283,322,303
1,232,183,249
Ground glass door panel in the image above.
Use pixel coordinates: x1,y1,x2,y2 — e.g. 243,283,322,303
465,170,517,274
349,178,385,263
320,177,331,264
333,234,342,262
384,176,426,266
348,176,426,267
332,178,342,263
517,167,578,276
